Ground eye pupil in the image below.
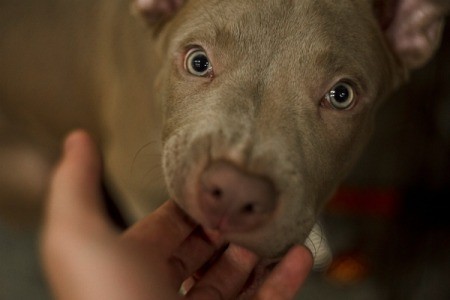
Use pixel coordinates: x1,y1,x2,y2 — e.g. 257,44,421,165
192,54,210,73
185,49,212,77
332,85,349,103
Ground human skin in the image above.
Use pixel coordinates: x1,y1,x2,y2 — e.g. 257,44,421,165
40,130,313,300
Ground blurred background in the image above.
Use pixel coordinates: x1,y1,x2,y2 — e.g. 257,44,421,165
1,12,449,300
298,22,450,299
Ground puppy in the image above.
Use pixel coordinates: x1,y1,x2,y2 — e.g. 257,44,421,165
0,0,447,258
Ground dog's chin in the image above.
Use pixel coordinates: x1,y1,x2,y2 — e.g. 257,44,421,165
172,191,282,258
200,225,289,259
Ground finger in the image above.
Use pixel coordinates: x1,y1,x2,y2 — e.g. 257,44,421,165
186,245,258,300
170,227,223,286
41,130,114,298
254,246,313,300
122,200,197,255
43,130,110,238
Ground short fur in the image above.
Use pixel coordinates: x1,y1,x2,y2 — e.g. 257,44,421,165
0,0,446,257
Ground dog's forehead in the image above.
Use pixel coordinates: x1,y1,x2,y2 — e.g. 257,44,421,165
177,0,375,42
174,0,383,62
168,0,392,97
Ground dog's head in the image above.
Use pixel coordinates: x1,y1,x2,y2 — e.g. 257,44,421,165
134,0,447,257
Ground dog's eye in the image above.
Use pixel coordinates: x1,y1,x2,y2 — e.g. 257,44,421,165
325,83,355,110
185,48,212,77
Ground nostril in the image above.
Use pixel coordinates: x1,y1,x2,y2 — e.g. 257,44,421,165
242,203,255,214
211,187,223,199
200,160,277,232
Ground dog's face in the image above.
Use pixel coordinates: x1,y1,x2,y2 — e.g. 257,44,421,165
141,0,443,257
154,0,399,258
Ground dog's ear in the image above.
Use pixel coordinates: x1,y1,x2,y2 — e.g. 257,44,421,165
374,0,449,70
131,0,185,24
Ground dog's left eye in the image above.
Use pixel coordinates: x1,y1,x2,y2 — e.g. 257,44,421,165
185,48,212,77
325,82,355,110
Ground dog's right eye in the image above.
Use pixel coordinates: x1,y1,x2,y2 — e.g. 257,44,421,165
185,48,212,77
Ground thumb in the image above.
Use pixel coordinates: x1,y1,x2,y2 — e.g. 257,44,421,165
43,130,110,239
40,130,120,300
254,246,313,300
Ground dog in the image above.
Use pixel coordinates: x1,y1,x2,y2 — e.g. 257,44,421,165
0,0,447,258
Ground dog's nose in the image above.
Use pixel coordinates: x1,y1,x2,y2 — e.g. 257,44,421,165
199,161,277,232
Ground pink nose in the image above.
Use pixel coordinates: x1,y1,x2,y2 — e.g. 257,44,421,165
199,161,277,232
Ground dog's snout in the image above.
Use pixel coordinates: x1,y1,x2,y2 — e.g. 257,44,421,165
199,161,277,232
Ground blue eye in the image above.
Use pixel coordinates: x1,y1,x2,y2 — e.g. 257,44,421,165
325,83,355,109
185,48,212,77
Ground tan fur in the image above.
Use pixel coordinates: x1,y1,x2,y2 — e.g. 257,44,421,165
0,0,443,257
155,0,401,256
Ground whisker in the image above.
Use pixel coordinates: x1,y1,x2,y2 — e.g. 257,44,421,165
131,140,161,173
143,163,164,181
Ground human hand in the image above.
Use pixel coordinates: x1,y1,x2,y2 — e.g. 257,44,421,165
41,130,313,300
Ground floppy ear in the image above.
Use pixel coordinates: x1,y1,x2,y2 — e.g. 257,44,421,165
131,0,185,24
374,0,449,70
